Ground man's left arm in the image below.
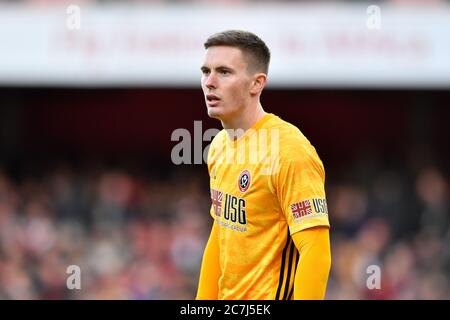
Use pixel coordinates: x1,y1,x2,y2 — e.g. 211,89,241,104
291,226,331,300
273,140,331,299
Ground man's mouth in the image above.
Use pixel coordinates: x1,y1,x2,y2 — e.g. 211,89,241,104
206,94,221,107
206,94,220,102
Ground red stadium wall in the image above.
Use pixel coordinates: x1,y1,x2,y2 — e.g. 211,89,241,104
2,88,448,170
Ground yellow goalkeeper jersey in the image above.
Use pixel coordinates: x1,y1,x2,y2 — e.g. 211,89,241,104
207,113,330,300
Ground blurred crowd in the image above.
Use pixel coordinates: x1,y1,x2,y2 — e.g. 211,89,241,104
0,161,211,299
0,151,448,299
326,146,449,299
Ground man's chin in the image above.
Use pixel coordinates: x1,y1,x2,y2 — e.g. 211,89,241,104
206,107,224,120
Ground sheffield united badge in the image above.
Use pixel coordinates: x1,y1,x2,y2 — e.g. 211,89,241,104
238,169,251,193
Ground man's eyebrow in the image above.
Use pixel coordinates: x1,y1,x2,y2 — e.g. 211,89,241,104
216,66,233,71
201,65,234,72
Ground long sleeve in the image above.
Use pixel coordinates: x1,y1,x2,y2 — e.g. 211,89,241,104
291,226,331,300
196,222,221,299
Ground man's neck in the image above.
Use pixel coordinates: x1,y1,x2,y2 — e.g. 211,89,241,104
222,102,267,140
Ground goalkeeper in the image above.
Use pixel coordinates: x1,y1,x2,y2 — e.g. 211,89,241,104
196,30,331,300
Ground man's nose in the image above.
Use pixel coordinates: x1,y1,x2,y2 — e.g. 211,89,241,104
205,73,217,89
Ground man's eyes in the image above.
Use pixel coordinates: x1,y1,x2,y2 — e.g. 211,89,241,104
201,69,231,75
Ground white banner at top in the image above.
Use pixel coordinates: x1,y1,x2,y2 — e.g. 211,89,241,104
0,3,450,88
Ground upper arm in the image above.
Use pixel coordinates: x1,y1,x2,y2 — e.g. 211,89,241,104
274,143,330,234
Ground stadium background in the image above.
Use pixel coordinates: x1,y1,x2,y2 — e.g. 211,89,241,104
0,0,449,299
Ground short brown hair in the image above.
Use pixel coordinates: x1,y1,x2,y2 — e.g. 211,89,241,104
204,30,271,74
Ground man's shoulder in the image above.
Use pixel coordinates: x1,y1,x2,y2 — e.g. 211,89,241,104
265,114,321,163
266,114,312,146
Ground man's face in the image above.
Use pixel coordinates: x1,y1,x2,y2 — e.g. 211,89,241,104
201,46,253,122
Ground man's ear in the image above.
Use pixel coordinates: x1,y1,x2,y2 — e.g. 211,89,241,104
250,73,267,95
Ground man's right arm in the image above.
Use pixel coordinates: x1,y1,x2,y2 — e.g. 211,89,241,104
196,221,221,300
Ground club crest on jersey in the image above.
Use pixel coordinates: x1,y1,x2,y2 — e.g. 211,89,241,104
238,169,251,193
